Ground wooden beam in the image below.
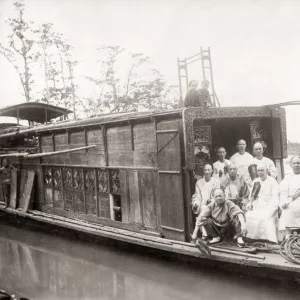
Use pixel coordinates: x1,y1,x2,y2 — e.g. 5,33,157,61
0,145,96,158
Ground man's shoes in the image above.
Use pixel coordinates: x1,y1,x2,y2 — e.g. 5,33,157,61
208,236,221,245
237,237,246,248
202,235,210,242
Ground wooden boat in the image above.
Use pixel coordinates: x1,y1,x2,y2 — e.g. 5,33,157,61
0,101,299,283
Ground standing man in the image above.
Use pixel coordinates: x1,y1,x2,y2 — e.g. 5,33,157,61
252,142,278,178
198,79,213,107
213,147,231,180
230,139,254,186
184,80,200,107
0,158,16,208
220,164,249,211
278,156,300,239
192,188,247,247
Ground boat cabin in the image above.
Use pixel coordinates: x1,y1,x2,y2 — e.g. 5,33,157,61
0,105,287,242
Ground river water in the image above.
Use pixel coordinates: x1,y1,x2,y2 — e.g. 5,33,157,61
0,222,299,300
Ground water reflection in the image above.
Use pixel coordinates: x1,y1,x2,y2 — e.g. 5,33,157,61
0,223,299,300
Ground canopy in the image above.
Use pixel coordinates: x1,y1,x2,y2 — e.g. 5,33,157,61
0,102,72,123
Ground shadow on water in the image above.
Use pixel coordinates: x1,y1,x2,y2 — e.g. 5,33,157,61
0,217,299,300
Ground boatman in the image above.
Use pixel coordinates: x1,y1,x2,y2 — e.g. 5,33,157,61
198,79,213,107
278,156,300,240
245,163,279,243
192,188,247,247
0,158,17,208
220,164,249,211
252,142,278,178
213,147,231,180
230,139,254,186
184,80,201,107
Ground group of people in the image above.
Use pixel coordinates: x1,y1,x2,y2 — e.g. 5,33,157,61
191,139,300,248
184,79,213,108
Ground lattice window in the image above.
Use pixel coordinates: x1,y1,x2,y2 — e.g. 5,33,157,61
194,126,212,144
97,169,108,193
44,167,52,188
63,167,73,189
52,167,62,188
73,168,83,190
110,169,120,195
84,169,96,192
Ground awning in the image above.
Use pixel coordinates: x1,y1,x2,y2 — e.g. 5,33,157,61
0,102,73,123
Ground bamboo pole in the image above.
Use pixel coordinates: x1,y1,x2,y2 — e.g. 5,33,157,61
0,145,96,158
168,239,265,260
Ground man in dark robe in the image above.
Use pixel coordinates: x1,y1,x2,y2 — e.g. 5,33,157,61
198,79,213,107
184,80,200,107
192,188,247,247
220,164,250,211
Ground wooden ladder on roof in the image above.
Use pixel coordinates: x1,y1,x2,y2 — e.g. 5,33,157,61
177,47,221,107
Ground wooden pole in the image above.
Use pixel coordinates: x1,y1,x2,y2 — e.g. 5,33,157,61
0,145,96,158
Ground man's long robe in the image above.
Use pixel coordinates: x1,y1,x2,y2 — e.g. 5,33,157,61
191,177,220,215
278,173,300,231
245,176,279,243
220,176,249,211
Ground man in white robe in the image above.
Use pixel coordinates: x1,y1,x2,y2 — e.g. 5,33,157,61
213,147,232,180
279,156,300,238
252,142,278,178
191,164,220,216
230,139,253,186
245,163,279,243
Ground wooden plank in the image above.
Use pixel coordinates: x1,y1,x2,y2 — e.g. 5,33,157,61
107,125,133,166
128,170,142,224
18,170,35,212
9,169,18,209
139,170,156,229
119,170,129,223
133,123,156,167
86,128,106,167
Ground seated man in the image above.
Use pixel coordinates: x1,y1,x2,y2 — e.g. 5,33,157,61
184,80,201,107
252,142,278,178
192,188,247,247
220,164,249,211
198,79,213,107
245,163,279,243
230,139,254,187
213,147,231,180
191,164,220,216
278,156,300,239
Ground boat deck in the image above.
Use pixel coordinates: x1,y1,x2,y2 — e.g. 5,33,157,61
1,206,300,279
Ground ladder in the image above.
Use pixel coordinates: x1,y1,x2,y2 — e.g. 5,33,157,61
177,47,220,107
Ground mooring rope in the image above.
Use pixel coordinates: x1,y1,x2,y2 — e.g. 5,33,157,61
280,234,300,264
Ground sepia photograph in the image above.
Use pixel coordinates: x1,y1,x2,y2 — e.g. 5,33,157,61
0,0,300,299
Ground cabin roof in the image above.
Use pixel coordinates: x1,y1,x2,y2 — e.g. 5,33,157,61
0,102,72,123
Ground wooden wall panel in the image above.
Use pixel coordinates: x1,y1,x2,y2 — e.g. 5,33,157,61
54,133,69,165
98,194,110,218
74,191,85,213
64,191,74,211
128,170,142,224
119,170,129,223
53,190,64,209
86,193,97,216
86,129,106,166
133,123,156,167
44,188,53,207
107,126,133,166
41,135,54,164
70,131,87,165
139,171,156,229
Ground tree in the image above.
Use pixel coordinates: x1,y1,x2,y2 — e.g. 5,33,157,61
0,0,40,102
81,45,176,116
36,23,78,118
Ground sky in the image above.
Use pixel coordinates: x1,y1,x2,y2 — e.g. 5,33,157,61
0,0,300,141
